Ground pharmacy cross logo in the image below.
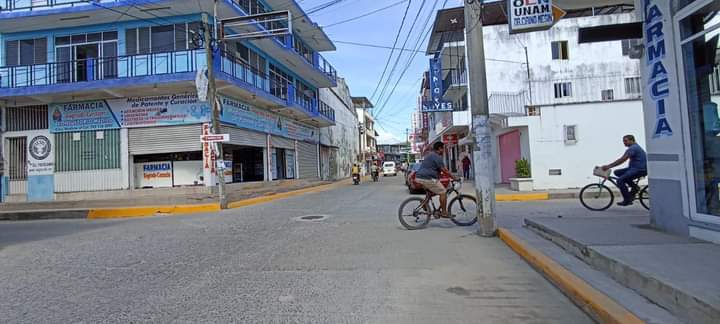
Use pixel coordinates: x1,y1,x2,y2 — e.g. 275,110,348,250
29,136,52,161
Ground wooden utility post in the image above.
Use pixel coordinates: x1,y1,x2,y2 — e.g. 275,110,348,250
464,0,496,236
202,12,228,209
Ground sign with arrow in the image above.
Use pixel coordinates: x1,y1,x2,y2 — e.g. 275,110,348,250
508,0,566,34
200,134,230,143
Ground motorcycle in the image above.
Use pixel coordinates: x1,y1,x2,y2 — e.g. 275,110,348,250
352,173,360,185
372,171,379,182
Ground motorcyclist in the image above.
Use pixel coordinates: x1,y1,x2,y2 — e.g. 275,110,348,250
371,163,379,180
352,163,360,181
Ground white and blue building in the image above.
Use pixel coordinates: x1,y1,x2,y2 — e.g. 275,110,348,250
0,0,338,202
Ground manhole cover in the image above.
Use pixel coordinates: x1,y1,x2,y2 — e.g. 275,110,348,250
294,215,330,222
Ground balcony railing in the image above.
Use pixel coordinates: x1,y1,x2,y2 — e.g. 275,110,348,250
442,68,467,97
0,49,206,89
318,100,336,122
1,0,118,12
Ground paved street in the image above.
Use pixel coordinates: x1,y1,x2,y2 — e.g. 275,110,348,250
0,177,598,323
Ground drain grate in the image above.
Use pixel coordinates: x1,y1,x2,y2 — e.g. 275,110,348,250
294,215,329,222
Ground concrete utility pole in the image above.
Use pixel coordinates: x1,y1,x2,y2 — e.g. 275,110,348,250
202,12,228,209
464,0,496,236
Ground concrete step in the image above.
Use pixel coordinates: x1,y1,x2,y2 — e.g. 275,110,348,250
507,227,683,324
524,217,720,324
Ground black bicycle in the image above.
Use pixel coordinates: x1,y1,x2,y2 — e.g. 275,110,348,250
579,175,649,211
397,180,478,230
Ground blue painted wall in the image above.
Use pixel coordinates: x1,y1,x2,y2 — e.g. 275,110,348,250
27,175,54,201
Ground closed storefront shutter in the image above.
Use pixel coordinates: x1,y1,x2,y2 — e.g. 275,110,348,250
271,136,294,149
129,125,202,155
298,141,318,179
221,126,266,147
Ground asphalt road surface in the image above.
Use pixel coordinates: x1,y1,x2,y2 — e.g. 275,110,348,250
0,176,596,323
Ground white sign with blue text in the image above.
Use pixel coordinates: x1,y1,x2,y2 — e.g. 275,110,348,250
644,0,673,138
508,0,555,34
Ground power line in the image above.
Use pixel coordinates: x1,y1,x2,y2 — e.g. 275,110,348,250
368,0,413,102
374,0,429,109
323,0,409,28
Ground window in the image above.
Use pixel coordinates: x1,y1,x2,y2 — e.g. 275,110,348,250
551,41,569,60
564,125,577,144
601,89,614,101
125,23,201,55
624,77,642,96
236,43,266,75
679,2,720,217
4,38,47,66
621,39,642,58
6,105,48,131
553,82,572,98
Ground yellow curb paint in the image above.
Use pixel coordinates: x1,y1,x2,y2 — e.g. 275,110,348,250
497,228,644,324
88,204,221,219
496,193,549,202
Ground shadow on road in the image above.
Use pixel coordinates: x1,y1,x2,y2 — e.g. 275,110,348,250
0,219,126,249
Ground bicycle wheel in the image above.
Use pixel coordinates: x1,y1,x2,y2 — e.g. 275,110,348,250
398,197,431,230
449,194,478,226
639,186,650,210
579,183,614,211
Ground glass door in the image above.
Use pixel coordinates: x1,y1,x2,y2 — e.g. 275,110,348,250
677,0,720,223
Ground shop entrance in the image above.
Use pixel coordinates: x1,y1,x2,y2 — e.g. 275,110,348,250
229,146,264,183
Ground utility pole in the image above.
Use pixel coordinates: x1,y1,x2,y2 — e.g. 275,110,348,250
464,0,496,236
202,12,228,209
405,128,410,163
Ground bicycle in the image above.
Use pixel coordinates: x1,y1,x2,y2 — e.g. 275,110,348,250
579,174,650,211
397,179,478,230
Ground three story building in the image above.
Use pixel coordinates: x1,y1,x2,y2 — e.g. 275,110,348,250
0,0,338,201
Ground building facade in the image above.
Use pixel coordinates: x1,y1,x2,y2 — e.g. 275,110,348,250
420,4,647,190
319,77,360,180
352,96,377,174
0,0,338,202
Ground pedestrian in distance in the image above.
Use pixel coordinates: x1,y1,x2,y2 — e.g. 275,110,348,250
462,155,471,180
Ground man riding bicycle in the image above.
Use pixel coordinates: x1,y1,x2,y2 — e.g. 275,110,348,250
602,135,648,206
415,142,458,218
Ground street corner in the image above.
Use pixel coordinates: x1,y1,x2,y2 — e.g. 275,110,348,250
497,228,643,324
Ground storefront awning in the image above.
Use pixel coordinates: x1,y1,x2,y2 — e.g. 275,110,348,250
429,125,469,145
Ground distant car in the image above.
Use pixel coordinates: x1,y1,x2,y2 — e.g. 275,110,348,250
406,163,451,194
382,161,397,177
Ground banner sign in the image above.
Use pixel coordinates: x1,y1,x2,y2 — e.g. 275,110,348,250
136,161,173,188
421,101,454,113
50,93,212,132
27,131,55,176
644,1,673,138
508,0,565,34
50,101,120,132
430,58,443,103
443,134,459,145
219,95,318,143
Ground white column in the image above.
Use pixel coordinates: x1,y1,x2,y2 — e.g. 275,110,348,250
120,128,130,189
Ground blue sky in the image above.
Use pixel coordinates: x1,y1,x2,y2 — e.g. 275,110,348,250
296,0,462,143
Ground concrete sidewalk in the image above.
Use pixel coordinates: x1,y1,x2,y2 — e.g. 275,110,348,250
520,216,719,324
0,178,337,220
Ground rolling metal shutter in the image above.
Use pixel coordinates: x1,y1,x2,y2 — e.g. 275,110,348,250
129,124,202,155
222,126,266,147
271,136,295,149
298,141,319,179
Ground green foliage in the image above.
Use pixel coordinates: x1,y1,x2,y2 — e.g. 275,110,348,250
515,158,531,178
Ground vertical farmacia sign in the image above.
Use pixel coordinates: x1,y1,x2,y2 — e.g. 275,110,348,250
508,0,555,34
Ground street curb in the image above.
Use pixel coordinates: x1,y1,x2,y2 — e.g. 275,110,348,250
10,179,352,221
497,228,644,324
496,193,550,201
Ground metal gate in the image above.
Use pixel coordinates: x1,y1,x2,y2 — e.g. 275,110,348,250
221,126,266,147
271,136,294,149
298,141,318,179
6,137,28,194
129,125,202,155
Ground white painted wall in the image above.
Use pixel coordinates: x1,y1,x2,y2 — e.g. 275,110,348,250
507,100,646,190
319,78,360,180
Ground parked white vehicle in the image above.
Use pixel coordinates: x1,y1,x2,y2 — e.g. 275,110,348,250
383,162,397,177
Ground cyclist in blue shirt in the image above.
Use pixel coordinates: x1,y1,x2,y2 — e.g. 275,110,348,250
602,135,648,206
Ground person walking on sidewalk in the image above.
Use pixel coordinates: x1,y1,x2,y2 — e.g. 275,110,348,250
601,135,648,206
461,155,471,180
